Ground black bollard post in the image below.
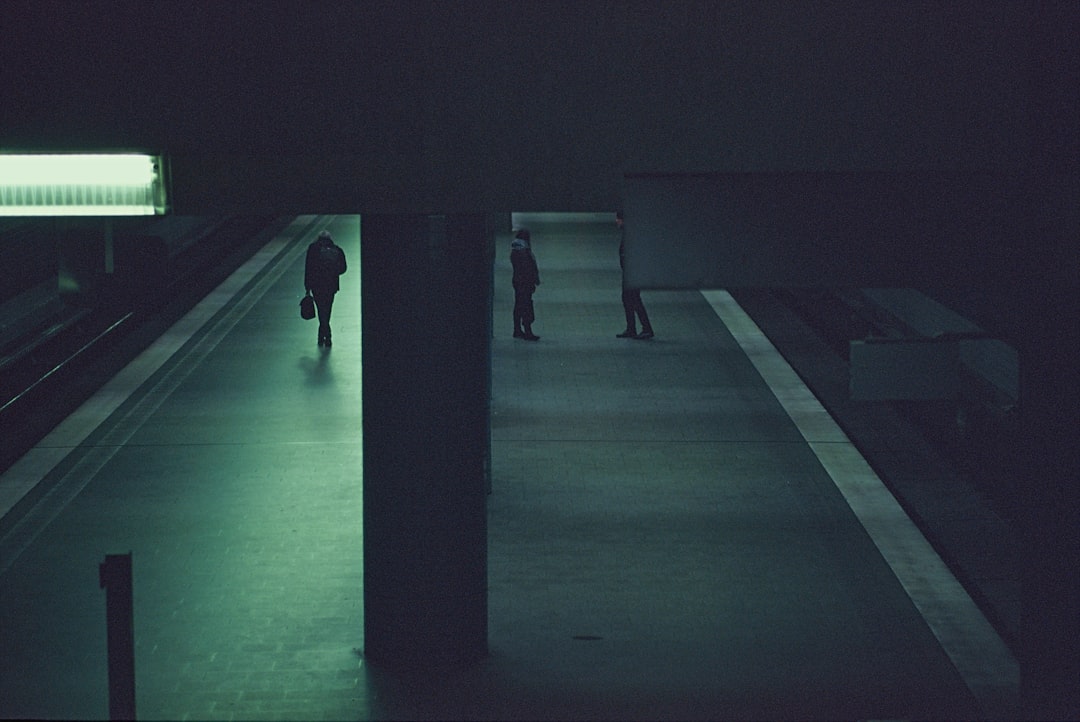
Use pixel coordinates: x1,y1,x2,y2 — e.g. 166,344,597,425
99,553,136,720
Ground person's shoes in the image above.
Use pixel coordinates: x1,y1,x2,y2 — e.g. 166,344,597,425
634,330,654,340
616,329,637,338
523,333,540,341
513,328,525,338
317,337,325,347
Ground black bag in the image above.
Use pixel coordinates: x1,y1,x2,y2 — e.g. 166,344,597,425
299,293,315,320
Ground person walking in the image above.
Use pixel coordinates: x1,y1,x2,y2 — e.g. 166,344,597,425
615,211,654,339
304,229,347,347
511,228,541,341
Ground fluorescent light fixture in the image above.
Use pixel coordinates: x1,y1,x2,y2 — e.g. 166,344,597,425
0,153,167,216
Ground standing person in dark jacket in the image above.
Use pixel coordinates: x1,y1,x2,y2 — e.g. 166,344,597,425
616,211,654,339
304,230,347,347
511,228,541,341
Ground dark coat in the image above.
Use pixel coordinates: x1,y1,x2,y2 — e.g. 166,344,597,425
305,238,347,294
511,246,539,290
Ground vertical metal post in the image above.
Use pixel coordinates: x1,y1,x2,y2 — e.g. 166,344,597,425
99,553,136,720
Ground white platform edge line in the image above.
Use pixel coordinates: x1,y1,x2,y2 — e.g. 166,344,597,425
701,289,1019,715
0,215,322,520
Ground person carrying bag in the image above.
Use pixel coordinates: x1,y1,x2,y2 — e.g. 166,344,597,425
303,230,347,347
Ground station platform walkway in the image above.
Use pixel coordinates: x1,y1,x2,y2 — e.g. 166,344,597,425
0,215,1017,720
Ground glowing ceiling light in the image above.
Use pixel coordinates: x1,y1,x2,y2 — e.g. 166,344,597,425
0,153,167,216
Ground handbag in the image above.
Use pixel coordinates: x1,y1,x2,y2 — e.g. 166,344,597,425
299,292,316,320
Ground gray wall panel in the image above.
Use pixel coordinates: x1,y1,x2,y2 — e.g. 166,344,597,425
621,172,1023,288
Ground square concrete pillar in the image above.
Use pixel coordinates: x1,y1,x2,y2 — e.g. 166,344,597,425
361,213,493,668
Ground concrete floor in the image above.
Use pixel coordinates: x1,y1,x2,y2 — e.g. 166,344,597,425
0,215,1015,720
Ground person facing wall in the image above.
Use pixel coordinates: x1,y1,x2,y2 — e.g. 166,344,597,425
511,228,540,341
616,211,654,340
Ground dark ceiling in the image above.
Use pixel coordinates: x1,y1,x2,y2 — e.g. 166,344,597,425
2,1,1076,213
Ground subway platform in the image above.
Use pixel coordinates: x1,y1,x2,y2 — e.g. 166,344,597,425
0,215,1017,720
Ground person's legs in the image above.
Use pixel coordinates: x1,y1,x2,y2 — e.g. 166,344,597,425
631,290,653,339
314,291,335,345
618,288,637,337
521,292,539,341
513,287,528,337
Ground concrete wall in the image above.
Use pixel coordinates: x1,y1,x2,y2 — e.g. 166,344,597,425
620,171,1028,289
